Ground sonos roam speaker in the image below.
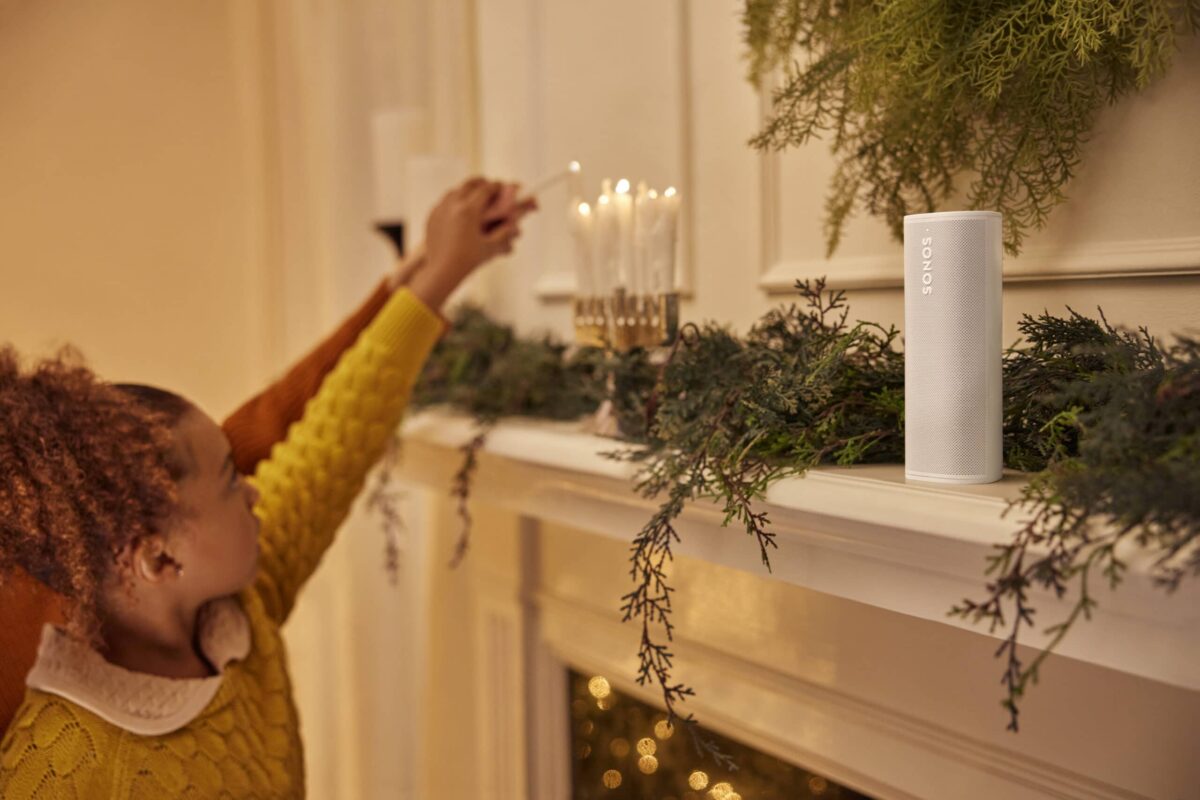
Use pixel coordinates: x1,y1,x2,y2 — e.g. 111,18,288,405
904,210,1003,484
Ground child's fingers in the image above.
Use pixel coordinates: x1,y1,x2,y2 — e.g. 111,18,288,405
483,183,520,225
464,180,503,213
512,196,539,217
455,176,488,198
484,219,521,257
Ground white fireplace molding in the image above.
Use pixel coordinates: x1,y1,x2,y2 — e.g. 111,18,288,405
397,410,1200,696
536,595,1144,800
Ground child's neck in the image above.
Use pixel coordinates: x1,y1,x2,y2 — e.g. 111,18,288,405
100,597,216,680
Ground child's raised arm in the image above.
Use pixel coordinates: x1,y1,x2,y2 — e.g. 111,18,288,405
249,287,444,624
247,177,530,624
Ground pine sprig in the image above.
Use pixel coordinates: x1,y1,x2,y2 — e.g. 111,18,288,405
608,278,904,760
953,322,1199,730
448,427,489,570
744,0,1198,255
365,433,407,584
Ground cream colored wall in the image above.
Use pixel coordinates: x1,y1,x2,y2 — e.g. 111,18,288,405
0,0,275,419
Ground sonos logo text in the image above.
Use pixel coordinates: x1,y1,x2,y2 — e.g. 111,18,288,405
920,235,933,295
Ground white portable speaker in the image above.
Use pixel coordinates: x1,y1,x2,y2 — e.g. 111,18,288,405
904,210,1003,484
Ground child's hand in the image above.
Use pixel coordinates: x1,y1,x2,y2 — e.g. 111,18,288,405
387,182,538,294
482,182,538,233
426,178,522,279
408,177,537,311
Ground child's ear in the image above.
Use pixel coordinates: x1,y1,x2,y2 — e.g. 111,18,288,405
132,536,184,583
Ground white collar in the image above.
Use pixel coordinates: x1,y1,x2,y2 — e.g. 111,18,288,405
25,596,252,736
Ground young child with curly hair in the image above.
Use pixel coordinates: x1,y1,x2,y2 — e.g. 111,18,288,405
0,177,533,798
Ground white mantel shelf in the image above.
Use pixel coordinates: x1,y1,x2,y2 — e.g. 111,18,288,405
397,409,1199,693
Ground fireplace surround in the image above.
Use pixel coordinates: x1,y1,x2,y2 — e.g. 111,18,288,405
393,410,1200,799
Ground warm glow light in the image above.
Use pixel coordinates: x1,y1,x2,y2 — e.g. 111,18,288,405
596,696,615,711
727,794,742,800
598,194,610,205
808,775,829,795
709,782,734,799
647,189,659,199
636,737,656,756
569,160,581,173
602,770,622,789
654,719,674,740
688,771,709,791
615,178,631,194
588,676,612,699
663,186,677,198
609,738,630,758
637,754,659,774
578,201,592,216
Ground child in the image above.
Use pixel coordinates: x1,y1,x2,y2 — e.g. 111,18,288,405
0,177,532,798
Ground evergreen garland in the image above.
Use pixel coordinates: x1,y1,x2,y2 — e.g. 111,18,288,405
742,0,1200,255
404,282,1198,757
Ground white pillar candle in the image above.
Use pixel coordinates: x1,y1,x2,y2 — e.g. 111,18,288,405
593,193,618,297
613,178,633,291
570,201,595,297
633,181,653,297
649,186,680,293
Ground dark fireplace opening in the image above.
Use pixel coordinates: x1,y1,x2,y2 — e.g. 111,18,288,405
567,670,875,799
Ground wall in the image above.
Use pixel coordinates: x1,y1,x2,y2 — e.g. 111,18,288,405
0,0,275,418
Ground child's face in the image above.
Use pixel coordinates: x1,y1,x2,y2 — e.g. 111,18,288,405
166,407,262,601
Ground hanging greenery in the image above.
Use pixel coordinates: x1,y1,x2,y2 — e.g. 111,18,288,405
742,0,1200,255
402,283,1198,758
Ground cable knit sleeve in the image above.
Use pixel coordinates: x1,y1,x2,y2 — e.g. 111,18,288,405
249,288,444,625
221,279,393,476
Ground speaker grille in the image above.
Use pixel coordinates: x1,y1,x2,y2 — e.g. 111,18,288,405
904,214,1001,482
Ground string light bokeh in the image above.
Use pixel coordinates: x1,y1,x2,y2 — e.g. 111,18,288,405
568,670,875,799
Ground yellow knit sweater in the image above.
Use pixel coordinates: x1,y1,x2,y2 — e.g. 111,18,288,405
0,288,444,799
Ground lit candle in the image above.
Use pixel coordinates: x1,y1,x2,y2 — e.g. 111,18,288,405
613,178,633,290
570,201,595,297
593,193,618,296
649,186,680,293
633,181,653,297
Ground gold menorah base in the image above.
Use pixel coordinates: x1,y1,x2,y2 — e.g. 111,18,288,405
573,290,679,352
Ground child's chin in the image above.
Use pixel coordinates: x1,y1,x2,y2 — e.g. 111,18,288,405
239,552,261,588
224,552,260,594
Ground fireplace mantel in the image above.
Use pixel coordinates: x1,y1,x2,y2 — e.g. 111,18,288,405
398,409,1198,694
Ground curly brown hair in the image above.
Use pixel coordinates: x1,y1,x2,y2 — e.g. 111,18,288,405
0,346,191,641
